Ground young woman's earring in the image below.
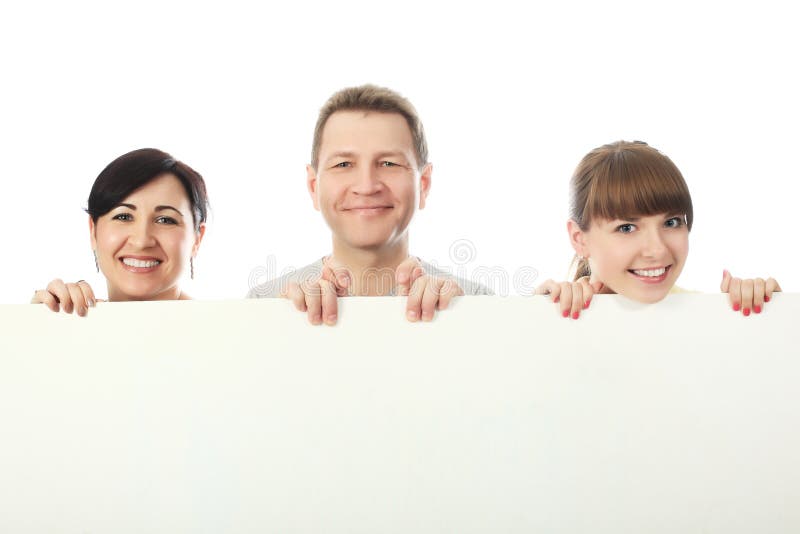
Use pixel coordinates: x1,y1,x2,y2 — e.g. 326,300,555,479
190,257,194,280
93,250,99,273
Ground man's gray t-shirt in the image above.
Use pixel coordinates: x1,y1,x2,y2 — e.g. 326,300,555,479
246,258,492,298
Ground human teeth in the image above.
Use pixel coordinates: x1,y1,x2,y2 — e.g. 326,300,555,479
122,258,160,268
632,267,666,277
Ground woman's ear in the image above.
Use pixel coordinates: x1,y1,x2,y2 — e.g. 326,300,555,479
567,219,589,258
89,215,97,250
192,223,206,257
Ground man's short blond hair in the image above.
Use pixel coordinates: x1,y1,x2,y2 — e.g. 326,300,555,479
311,84,429,170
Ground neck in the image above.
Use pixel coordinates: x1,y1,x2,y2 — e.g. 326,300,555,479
107,284,184,302
331,238,410,296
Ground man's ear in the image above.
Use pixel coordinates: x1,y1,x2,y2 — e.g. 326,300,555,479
418,163,432,209
307,164,320,211
89,215,97,250
192,223,206,257
567,219,589,257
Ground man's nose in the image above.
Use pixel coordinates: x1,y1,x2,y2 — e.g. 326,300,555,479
351,165,383,194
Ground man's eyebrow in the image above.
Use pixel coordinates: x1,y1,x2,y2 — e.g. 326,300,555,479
375,151,409,160
326,151,357,161
155,205,184,216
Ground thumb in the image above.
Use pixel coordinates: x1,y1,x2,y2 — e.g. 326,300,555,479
720,269,732,292
322,256,351,292
591,280,604,293
396,256,422,296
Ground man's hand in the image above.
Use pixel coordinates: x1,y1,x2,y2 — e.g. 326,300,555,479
398,257,464,322
282,257,351,325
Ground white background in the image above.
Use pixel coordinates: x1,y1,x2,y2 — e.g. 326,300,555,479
1,0,797,302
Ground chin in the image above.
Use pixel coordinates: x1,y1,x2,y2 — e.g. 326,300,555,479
117,282,171,301
625,289,672,304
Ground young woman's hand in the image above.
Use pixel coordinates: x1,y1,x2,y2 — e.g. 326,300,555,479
31,279,98,317
536,277,604,319
720,269,781,316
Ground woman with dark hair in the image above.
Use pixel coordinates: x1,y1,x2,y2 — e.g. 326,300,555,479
536,141,780,318
31,148,209,315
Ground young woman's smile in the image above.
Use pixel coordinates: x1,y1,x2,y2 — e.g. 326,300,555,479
581,213,689,303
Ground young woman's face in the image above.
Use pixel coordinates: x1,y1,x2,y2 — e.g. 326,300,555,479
90,173,204,301
578,213,689,303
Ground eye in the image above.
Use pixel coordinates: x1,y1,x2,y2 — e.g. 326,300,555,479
379,161,399,167
112,213,133,222
156,216,179,225
332,161,351,169
616,223,636,234
664,216,684,228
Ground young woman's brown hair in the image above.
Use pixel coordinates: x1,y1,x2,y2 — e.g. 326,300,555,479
569,141,693,280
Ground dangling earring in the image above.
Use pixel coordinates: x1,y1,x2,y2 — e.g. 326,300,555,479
93,250,99,273
190,257,194,280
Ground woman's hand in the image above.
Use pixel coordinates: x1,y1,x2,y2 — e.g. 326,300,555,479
535,277,604,319
720,269,781,316
31,279,98,317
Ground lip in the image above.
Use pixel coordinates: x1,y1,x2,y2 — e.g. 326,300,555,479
343,206,393,215
119,255,163,273
627,265,671,284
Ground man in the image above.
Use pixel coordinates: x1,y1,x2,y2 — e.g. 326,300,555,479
248,84,489,324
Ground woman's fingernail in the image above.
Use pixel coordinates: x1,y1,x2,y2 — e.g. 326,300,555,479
733,303,740,312
743,308,750,317
765,295,771,303
572,311,580,319
754,305,762,314
562,310,569,318
553,296,560,303
583,299,591,309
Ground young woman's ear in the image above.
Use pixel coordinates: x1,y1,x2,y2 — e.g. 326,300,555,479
567,219,589,258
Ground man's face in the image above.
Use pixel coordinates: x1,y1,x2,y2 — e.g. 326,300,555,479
307,110,431,253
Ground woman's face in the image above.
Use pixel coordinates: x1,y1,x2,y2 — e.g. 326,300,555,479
90,173,204,301
573,212,689,303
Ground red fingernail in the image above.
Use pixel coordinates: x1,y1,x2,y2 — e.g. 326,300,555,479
743,308,750,317
583,299,591,310
553,296,560,303
733,303,740,311
764,295,771,302
562,310,569,318
572,311,580,319
754,305,762,314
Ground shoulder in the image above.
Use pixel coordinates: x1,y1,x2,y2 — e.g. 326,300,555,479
419,260,494,296
246,258,325,298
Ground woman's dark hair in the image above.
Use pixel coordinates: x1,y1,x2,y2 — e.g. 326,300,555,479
86,148,208,231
